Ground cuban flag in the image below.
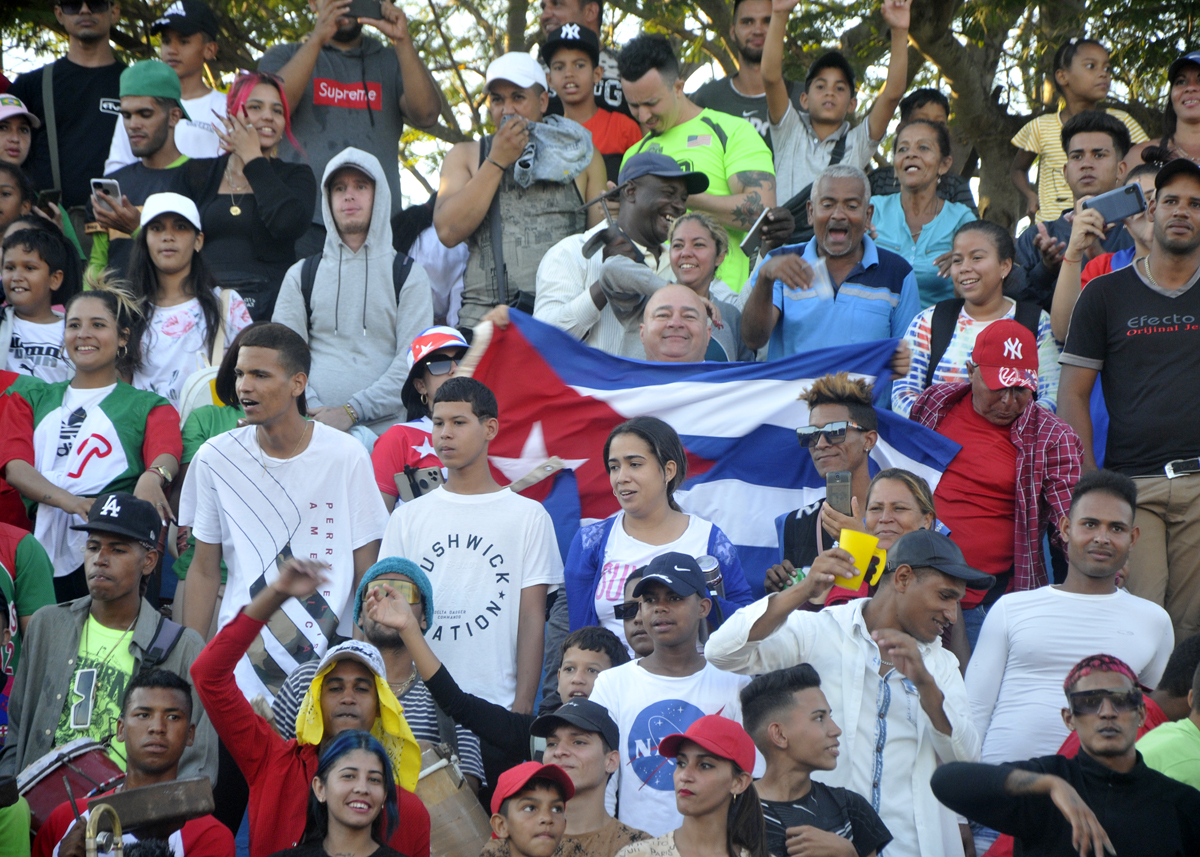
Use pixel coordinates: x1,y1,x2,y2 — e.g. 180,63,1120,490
470,311,960,595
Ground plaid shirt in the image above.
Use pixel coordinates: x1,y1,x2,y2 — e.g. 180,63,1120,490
910,382,1082,591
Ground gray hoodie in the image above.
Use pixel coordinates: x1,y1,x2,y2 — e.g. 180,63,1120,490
273,148,433,434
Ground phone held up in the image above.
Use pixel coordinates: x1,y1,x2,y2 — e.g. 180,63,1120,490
1081,183,1146,226
826,470,853,516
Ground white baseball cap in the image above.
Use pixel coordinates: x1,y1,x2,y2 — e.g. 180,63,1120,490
140,192,203,232
485,52,547,92
315,639,388,682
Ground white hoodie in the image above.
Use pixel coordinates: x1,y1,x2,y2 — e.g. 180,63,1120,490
273,148,433,434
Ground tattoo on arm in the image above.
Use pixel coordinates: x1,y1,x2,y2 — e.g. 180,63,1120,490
732,170,776,193
1003,769,1046,796
731,191,765,230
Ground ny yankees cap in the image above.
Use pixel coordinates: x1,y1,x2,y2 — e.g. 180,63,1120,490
71,493,163,544
971,318,1038,393
151,0,220,39
633,552,707,599
541,23,601,66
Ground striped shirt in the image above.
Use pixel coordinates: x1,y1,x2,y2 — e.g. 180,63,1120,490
271,660,486,785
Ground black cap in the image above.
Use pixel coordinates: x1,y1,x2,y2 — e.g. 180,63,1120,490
531,699,620,751
151,0,220,39
542,24,601,66
1155,157,1200,192
887,529,993,589
633,552,707,598
618,153,709,195
70,493,163,544
1167,51,1200,83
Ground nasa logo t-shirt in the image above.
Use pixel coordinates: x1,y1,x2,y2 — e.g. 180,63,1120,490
588,660,758,837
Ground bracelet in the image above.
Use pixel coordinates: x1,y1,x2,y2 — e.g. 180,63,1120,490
485,155,506,171
344,403,359,425
1063,255,1083,264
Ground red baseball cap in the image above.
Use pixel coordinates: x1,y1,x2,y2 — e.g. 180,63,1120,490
489,762,575,816
971,319,1038,393
657,715,756,774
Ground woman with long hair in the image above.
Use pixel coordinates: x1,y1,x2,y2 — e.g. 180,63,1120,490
615,716,767,857
0,281,181,600
125,193,252,412
564,416,754,649
266,730,402,857
891,220,1060,418
198,71,316,321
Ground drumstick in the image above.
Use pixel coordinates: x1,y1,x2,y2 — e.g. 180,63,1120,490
63,776,84,826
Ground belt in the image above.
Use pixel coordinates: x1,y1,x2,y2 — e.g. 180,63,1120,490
1165,458,1200,479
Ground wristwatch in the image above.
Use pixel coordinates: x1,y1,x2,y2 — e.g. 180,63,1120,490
149,464,173,487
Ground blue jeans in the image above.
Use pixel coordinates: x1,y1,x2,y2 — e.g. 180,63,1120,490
963,603,991,651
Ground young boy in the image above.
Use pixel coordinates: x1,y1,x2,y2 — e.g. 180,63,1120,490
741,664,892,857
618,570,652,658
105,0,227,172
490,762,574,857
543,24,642,182
1,227,76,383
587,552,757,837
763,0,910,205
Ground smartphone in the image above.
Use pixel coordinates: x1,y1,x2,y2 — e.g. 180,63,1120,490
395,466,444,503
739,207,772,257
1082,183,1146,225
37,188,61,209
90,178,122,209
826,471,853,516
346,0,382,19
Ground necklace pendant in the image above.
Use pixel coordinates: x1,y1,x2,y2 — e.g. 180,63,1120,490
229,204,242,216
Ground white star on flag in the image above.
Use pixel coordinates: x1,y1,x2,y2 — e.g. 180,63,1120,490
489,421,588,484
413,438,437,460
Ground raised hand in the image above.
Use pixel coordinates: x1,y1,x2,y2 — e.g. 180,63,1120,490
364,582,418,633
312,0,353,46
214,108,265,162
880,0,911,32
1033,221,1068,270
271,557,329,600
820,497,863,541
360,0,411,43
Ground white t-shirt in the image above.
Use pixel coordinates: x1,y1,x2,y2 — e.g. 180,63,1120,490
595,512,713,653
379,487,564,708
7,315,72,382
104,88,228,174
966,586,1175,763
180,422,389,700
132,288,252,411
588,659,760,837
53,384,117,469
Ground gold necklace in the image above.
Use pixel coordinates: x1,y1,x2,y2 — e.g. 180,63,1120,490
225,163,250,217
256,421,311,476
388,671,417,697
1143,254,1163,290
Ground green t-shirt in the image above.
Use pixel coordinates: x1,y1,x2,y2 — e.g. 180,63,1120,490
175,404,244,582
0,532,56,679
55,615,135,770
0,796,31,857
1136,717,1200,790
622,108,775,291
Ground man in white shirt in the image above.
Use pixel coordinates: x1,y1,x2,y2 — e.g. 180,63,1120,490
534,153,706,358
966,469,1174,766
179,322,388,700
706,528,988,857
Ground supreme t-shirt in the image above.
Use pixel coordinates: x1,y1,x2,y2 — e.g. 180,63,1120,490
1061,262,1200,475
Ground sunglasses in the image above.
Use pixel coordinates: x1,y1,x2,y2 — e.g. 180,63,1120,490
423,351,466,377
613,600,641,620
59,0,111,13
795,421,868,448
366,579,421,605
1068,687,1143,716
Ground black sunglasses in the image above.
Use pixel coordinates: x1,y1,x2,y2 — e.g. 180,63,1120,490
613,600,640,620
1068,687,1143,716
795,421,868,448
422,351,466,377
59,0,112,13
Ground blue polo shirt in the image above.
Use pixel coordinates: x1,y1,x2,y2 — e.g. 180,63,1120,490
758,235,920,360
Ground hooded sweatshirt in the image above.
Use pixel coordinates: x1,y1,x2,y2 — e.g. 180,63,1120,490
259,35,409,226
272,148,433,434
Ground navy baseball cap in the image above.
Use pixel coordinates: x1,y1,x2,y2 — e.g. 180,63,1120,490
633,552,708,598
887,529,994,589
531,699,620,751
151,0,220,39
542,24,600,66
1155,157,1200,192
70,493,163,544
618,153,708,195
1167,51,1200,83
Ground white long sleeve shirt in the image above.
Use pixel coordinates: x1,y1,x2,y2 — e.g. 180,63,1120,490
705,596,978,857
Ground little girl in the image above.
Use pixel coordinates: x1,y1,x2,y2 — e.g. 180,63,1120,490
1010,39,1147,221
1,226,78,382
125,192,251,410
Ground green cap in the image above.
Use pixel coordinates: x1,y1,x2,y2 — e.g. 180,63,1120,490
119,60,191,120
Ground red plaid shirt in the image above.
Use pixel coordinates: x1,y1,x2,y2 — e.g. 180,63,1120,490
910,383,1082,591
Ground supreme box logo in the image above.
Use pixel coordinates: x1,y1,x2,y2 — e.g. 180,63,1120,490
313,78,382,109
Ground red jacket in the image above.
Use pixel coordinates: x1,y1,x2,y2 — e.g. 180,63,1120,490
191,612,431,857
33,792,233,857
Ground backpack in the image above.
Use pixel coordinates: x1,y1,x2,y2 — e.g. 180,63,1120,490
781,129,849,245
298,251,414,328
924,298,1043,388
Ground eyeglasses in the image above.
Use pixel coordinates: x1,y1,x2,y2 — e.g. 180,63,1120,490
59,0,112,14
613,601,640,620
366,579,421,605
423,351,466,377
1068,687,1143,716
795,421,868,448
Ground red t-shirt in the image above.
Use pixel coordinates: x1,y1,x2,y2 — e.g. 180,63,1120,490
582,108,644,156
371,417,441,498
933,396,1018,609
0,371,30,529
33,792,234,857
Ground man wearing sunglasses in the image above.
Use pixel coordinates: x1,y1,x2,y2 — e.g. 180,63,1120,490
9,0,124,245
933,653,1200,857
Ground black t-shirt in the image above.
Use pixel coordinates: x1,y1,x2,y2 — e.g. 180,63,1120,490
9,58,125,208
761,782,892,857
268,843,408,857
780,499,835,572
1060,262,1200,476
689,77,803,152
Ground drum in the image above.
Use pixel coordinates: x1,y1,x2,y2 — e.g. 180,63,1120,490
16,738,125,832
415,741,491,857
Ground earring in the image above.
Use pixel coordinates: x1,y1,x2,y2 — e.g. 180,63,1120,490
420,393,428,405
117,344,128,359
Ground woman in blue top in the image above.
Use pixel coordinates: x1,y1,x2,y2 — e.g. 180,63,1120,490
872,120,976,308
564,416,753,650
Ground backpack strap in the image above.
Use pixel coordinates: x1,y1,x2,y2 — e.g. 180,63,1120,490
828,127,849,166
781,510,805,567
299,252,322,329
925,298,966,388
42,62,61,194
699,116,729,152
1013,300,1042,339
478,137,509,307
392,253,413,302
142,616,185,670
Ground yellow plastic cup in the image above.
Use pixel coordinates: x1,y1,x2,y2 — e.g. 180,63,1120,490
837,530,880,591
